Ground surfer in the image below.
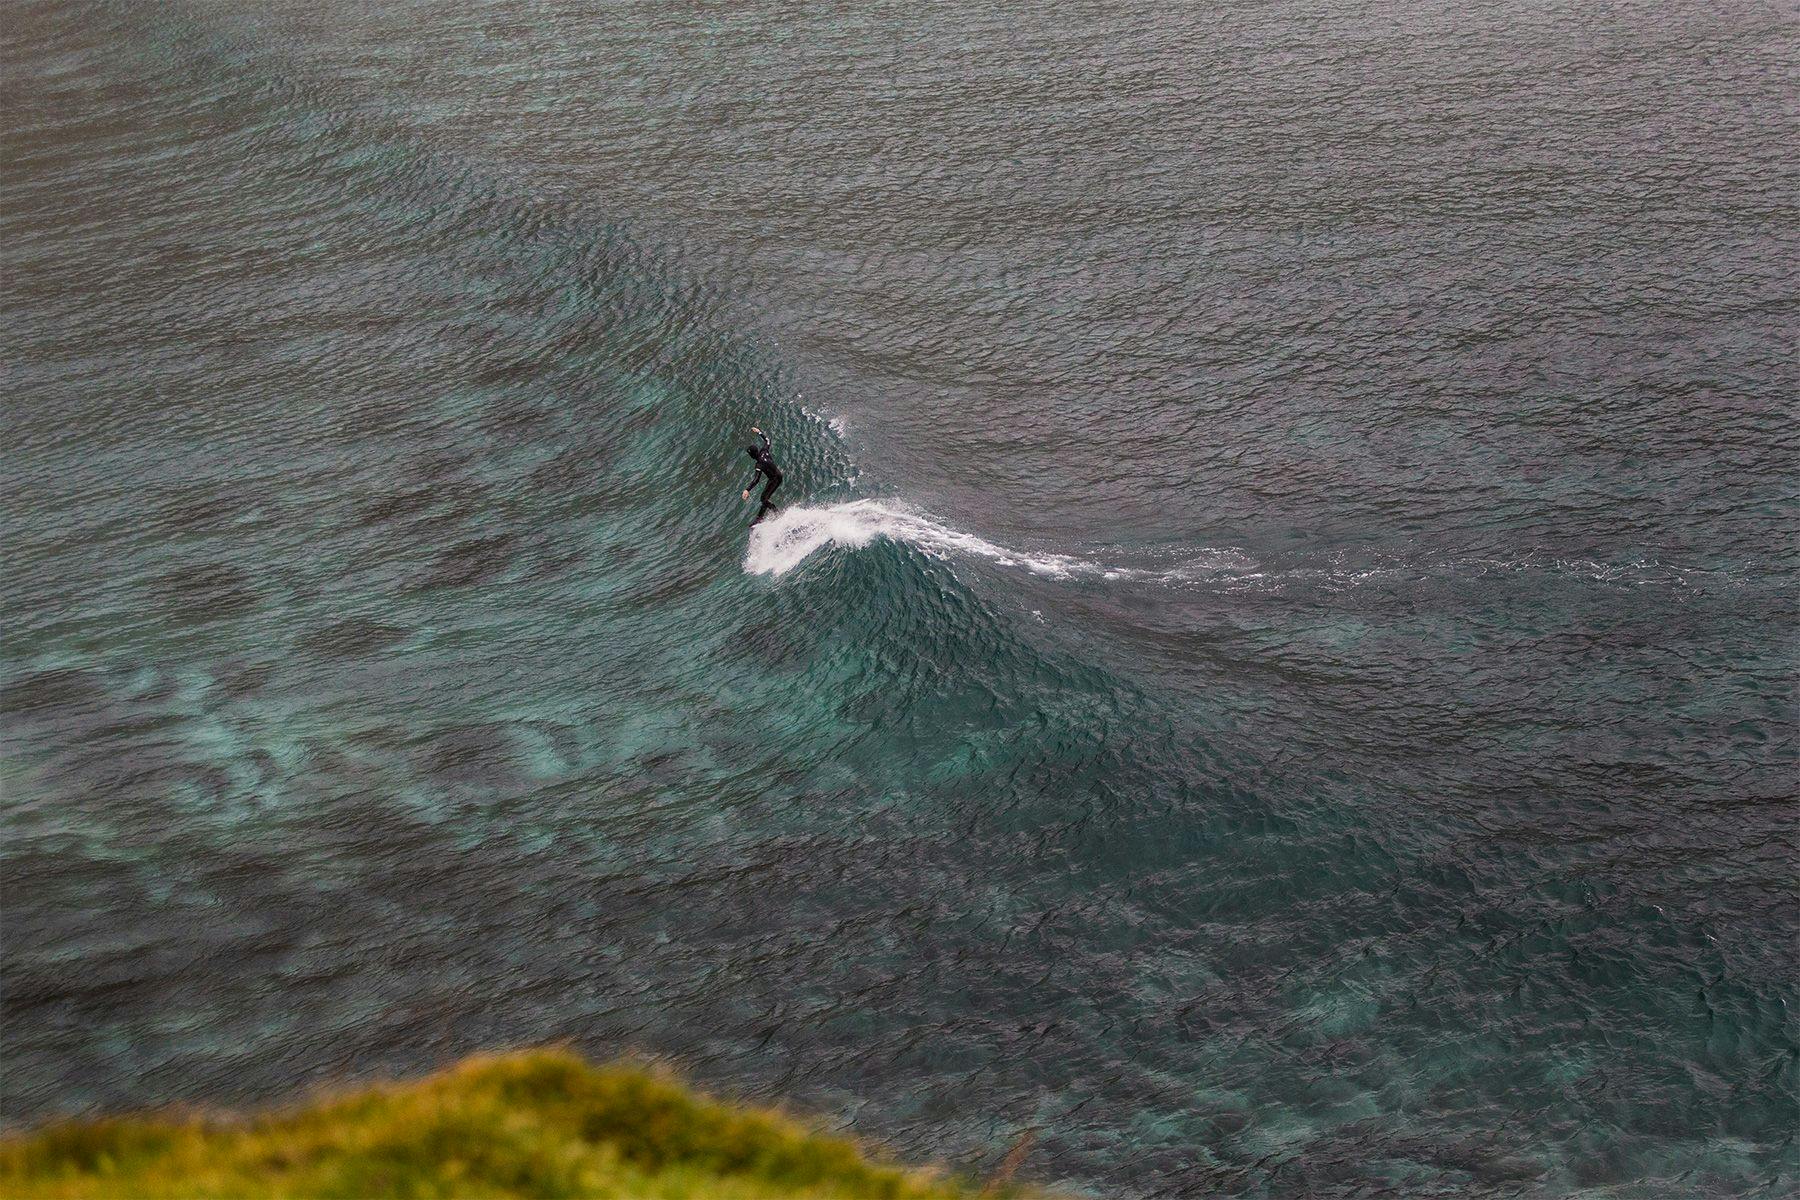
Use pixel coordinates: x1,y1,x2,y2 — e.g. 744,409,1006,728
741,426,782,525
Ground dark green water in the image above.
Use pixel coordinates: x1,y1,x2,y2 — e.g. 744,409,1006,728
3,1,1797,1194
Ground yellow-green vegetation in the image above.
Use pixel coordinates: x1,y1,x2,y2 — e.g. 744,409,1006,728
0,1049,1009,1200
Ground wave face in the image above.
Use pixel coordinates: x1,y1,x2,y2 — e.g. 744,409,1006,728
3,3,1797,1197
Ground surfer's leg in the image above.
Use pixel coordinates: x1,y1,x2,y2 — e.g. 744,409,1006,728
750,470,781,524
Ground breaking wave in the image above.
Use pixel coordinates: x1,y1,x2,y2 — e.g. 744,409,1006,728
745,500,1097,579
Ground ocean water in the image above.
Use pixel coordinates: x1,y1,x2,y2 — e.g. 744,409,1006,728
3,1,1797,1194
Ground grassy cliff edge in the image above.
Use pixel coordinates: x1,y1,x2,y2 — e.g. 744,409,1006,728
0,1049,1023,1199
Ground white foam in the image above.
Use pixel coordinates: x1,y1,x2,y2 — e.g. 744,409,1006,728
745,500,1097,580
742,501,1723,595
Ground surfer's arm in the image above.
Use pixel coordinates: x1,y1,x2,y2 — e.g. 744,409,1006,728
742,464,764,498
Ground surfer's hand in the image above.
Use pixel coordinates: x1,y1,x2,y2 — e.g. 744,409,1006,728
742,490,750,501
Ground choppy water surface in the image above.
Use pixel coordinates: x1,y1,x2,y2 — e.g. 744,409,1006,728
4,1,1797,1194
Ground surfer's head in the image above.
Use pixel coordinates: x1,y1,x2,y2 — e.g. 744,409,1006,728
745,445,759,458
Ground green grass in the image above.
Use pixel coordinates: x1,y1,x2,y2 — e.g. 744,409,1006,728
0,1049,1013,1199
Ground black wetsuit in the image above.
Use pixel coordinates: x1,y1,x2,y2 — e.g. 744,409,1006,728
745,432,782,523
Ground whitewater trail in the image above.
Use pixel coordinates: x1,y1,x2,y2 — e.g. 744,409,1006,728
742,501,1735,594
743,500,1249,582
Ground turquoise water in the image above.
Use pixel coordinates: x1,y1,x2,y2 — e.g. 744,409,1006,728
3,1,1797,1194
